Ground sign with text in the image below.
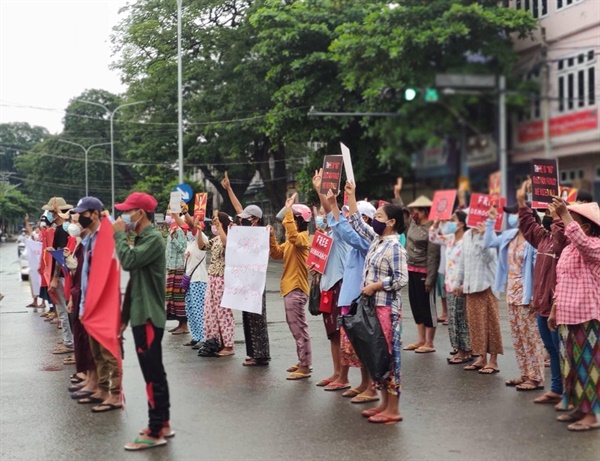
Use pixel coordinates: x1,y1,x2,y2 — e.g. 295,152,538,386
517,109,598,143
221,227,270,315
429,190,457,221
320,155,344,195
194,192,208,220
24,239,42,296
467,193,506,232
306,231,333,274
169,191,182,214
531,158,559,204
340,143,355,185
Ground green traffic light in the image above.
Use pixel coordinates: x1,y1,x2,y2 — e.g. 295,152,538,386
425,88,439,102
404,88,417,101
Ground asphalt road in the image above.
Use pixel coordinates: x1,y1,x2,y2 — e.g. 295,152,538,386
0,241,598,461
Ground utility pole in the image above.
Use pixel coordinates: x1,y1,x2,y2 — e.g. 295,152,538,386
499,75,508,200
177,0,184,184
541,27,552,158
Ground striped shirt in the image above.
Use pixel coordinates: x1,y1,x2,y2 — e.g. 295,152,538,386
349,212,408,307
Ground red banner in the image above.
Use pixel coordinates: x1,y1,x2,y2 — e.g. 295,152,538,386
306,231,333,274
429,190,457,221
518,109,598,143
467,193,506,232
194,192,208,221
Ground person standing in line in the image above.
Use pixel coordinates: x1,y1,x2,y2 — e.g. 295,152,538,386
165,214,190,335
114,192,172,450
429,211,472,363
403,196,440,354
484,205,541,387
269,193,313,380
456,222,502,374
221,173,270,366
549,199,600,432
516,181,567,407
311,171,349,389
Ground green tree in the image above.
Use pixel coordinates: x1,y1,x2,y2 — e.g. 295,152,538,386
0,122,50,172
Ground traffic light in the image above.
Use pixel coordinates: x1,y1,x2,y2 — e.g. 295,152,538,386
404,88,417,101
424,88,439,102
381,87,439,102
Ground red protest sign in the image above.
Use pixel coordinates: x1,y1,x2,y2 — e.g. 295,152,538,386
531,158,559,204
429,190,457,221
306,231,333,274
320,155,344,195
467,193,506,232
194,192,208,220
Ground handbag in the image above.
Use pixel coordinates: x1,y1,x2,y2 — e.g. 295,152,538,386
180,255,206,292
308,275,322,316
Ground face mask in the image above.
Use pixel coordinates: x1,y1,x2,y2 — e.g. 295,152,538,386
78,214,93,229
371,218,389,236
315,216,325,228
165,215,173,225
508,214,518,229
43,210,54,224
62,222,70,232
211,225,218,235
67,223,81,238
542,216,553,231
122,210,140,231
40,221,47,228
443,222,458,234
239,218,253,227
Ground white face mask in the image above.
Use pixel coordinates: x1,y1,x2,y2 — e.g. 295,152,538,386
67,223,81,238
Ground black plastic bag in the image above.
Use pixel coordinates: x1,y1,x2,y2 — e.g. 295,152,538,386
341,295,391,381
307,276,321,316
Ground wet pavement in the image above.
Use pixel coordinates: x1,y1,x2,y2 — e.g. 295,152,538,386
0,240,598,460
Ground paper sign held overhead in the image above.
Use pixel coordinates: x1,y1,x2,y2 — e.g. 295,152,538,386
169,191,182,214
306,231,333,274
429,190,457,221
531,158,559,204
467,193,506,232
340,143,355,185
320,155,344,195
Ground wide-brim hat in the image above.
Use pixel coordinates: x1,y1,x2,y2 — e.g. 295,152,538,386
568,202,600,228
406,195,433,208
41,197,72,212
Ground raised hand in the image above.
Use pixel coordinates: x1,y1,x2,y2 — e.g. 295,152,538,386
551,196,568,218
516,179,530,205
393,177,403,198
344,179,356,196
312,169,323,192
221,171,231,191
285,192,298,211
325,189,337,206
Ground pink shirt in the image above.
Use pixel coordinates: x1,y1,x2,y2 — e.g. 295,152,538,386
555,222,600,325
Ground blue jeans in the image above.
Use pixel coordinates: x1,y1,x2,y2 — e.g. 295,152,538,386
536,314,562,395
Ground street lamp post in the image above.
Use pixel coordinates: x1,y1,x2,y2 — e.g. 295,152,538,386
74,99,145,215
58,140,111,196
177,0,184,184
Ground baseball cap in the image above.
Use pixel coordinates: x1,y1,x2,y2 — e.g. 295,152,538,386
357,201,376,219
115,192,158,213
291,204,312,222
70,197,104,214
238,204,263,219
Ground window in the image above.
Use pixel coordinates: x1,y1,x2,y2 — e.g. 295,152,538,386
561,168,584,183
557,0,582,10
557,50,597,113
512,0,547,18
519,69,541,121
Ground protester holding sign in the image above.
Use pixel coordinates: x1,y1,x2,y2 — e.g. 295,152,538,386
516,180,567,408
269,193,313,380
403,196,440,354
165,214,192,335
549,198,600,432
312,170,350,390
484,206,542,385
221,172,271,367
429,212,472,364
345,180,407,424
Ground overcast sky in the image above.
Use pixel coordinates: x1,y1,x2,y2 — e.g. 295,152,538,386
0,0,128,134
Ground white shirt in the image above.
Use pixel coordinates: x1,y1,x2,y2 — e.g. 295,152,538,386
185,232,209,283
456,229,498,296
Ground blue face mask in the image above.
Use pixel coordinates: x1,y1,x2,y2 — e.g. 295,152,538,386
62,222,70,232
443,222,458,234
508,214,518,229
316,216,325,229
43,210,54,224
121,210,140,231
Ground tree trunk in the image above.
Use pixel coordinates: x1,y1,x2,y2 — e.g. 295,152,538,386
254,137,287,212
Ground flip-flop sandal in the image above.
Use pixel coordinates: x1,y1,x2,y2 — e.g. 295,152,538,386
342,388,362,398
557,412,585,423
68,385,84,392
91,403,123,413
71,390,94,400
315,379,333,387
124,437,167,451
505,377,526,387
77,397,104,405
464,364,484,371
286,372,311,381
567,421,600,432
171,330,189,335
361,408,383,418
534,393,562,404
415,346,436,354
516,382,544,391
449,349,459,355
402,343,422,351
70,373,85,383
216,350,235,357
139,428,175,438
368,414,403,424
351,395,380,404
478,367,500,374
287,365,300,373
447,356,473,364
53,346,74,355
63,356,76,365
324,382,351,391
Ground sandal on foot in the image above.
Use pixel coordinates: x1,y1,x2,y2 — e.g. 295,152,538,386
534,393,562,404
505,377,526,387
124,437,167,451
286,372,311,381
70,390,94,400
567,421,600,432
478,367,500,374
315,379,333,387
447,356,473,364
324,382,351,391
415,346,436,354
342,388,362,398
139,427,175,438
53,345,74,355
516,381,544,391
368,414,403,424
402,343,422,351
216,350,235,357
464,364,484,371
77,397,104,405
351,394,380,404
361,408,383,418
91,403,123,413
63,356,76,365
557,412,585,423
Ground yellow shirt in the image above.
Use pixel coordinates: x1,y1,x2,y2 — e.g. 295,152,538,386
270,210,310,296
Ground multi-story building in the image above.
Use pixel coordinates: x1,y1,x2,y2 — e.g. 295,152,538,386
508,0,599,199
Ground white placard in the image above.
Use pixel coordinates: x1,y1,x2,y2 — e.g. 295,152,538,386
24,239,42,295
169,191,182,214
340,142,354,185
221,226,269,314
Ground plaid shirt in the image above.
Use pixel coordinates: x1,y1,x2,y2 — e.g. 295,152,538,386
555,222,600,325
456,229,498,296
349,212,408,307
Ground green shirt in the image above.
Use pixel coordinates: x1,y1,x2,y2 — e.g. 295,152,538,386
114,225,167,328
